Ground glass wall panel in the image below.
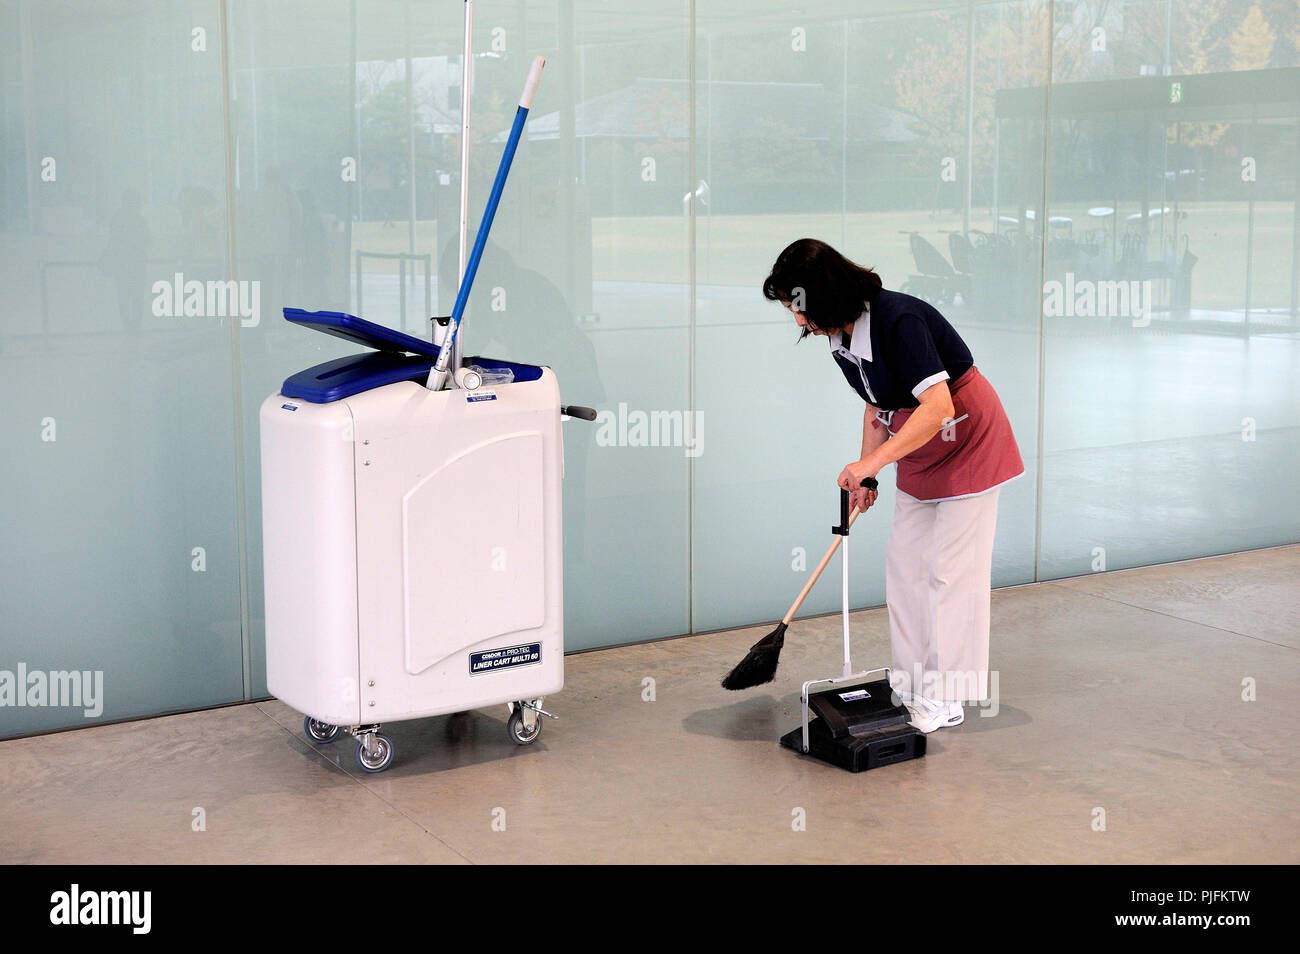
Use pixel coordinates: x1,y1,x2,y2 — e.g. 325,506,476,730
2,0,1295,737
229,0,464,696
0,0,244,734
1037,0,1300,577
460,2,694,648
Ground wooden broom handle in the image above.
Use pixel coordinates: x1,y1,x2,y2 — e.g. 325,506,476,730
781,507,860,624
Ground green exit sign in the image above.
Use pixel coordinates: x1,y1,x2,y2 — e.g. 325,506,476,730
1169,81,1183,103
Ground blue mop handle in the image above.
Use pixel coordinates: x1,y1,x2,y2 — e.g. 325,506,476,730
430,55,546,387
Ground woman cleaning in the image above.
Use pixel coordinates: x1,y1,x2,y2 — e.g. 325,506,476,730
761,238,1024,733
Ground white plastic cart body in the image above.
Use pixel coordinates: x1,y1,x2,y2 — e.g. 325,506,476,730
261,38,561,772
261,366,564,769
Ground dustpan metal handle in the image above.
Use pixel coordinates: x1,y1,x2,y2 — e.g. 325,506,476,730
841,511,852,679
836,477,876,674
833,476,876,535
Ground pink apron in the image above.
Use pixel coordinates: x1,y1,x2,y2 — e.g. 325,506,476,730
875,366,1024,501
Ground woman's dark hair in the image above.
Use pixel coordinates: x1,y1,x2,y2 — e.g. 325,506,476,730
762,238,883,338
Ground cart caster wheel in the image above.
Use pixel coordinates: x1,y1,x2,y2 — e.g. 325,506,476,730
304,717,340,744
507,708,543,745
355,734,395,773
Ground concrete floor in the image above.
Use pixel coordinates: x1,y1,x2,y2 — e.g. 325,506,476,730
2,546,1297,864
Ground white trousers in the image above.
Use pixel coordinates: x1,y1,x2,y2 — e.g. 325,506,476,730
885,487,1000,702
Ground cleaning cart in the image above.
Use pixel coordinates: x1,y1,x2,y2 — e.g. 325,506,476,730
261,49,592,772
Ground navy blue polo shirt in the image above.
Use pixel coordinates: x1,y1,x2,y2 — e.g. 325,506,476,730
829,289,973,411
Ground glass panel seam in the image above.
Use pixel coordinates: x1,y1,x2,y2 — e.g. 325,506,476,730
688,0,697,634
1032,0,1056,583
218,0,253,699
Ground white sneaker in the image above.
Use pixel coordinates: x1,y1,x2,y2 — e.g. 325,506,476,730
906,697,964,734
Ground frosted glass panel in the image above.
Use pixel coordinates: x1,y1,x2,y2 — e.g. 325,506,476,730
0,0,244,735
1037,0,1300,577
458,2,694,648
227,0,464,697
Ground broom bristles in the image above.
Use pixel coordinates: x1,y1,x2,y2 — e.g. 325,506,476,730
721,622,788,690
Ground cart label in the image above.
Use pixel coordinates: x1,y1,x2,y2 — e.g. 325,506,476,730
469,642,541,674
466,390,498,404
838,689,871,702
281,403,299,411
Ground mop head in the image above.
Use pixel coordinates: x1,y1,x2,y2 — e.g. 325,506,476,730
721,622,787,690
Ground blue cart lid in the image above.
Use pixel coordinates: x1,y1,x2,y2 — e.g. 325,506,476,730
278,308,547,403
282,352,435,404
283,308,442,359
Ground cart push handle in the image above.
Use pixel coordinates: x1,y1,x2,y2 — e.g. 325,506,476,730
833,477,878,536
561,405,597,421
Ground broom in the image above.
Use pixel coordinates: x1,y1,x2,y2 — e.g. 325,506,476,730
721,501,866,691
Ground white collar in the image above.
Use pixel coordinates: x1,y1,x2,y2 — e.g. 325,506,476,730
829,305,872,362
